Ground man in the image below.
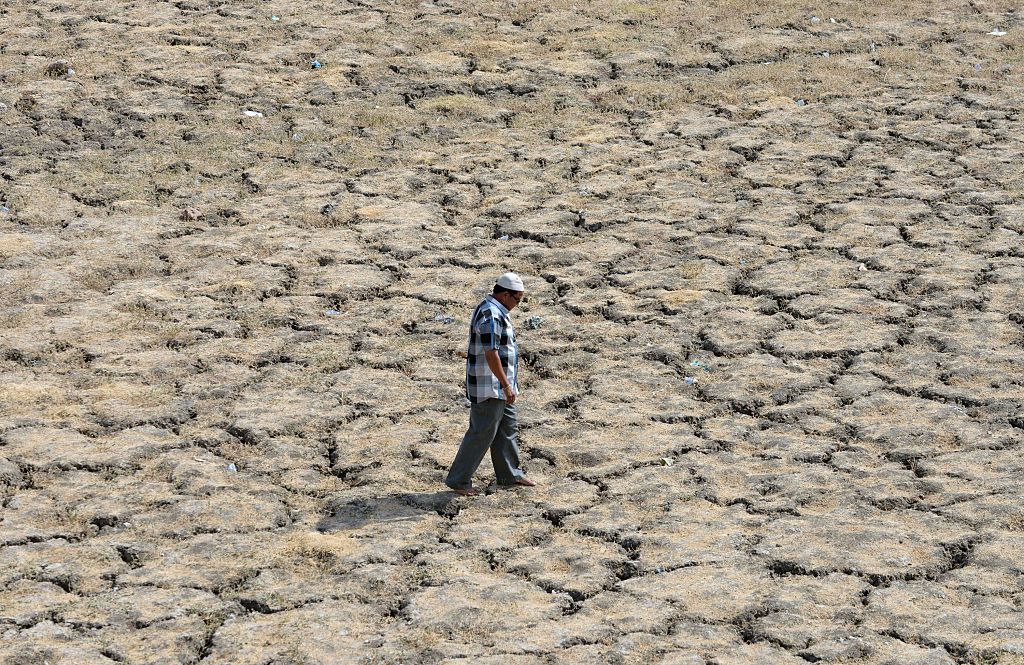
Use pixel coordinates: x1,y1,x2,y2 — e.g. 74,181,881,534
445,272,537,496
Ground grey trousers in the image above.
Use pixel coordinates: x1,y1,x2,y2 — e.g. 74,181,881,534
445,398,524,490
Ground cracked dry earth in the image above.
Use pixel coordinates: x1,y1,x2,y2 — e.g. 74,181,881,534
1,0,1024,663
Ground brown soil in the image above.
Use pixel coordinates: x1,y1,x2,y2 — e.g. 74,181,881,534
1,0,1023,663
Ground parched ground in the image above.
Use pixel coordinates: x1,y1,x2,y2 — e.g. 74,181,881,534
1,0,1023,663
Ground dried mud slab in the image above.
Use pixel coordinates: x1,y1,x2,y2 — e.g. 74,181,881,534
2,0,1023,662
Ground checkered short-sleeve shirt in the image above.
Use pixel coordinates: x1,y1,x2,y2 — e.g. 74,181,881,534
466,295,518,403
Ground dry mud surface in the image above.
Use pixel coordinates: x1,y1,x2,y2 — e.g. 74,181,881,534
2,0,1024,663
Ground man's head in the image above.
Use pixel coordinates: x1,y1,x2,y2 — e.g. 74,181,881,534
493,272,525,311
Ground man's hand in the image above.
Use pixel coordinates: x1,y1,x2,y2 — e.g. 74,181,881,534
502,383,517,405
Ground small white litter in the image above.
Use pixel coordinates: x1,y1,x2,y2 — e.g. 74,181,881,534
243,110,264,118
858,263,868,272
989,29,1007,36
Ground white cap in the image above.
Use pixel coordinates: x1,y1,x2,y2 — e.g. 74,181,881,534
496,272,524,291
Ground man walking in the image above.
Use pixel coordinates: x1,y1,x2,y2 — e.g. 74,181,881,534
445,272,537,496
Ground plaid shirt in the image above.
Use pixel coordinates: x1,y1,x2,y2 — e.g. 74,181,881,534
466,295,518,403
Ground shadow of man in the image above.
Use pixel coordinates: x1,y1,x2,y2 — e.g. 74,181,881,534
316,491,459,532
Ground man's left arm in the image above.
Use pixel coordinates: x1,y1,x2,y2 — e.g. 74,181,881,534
483,349,516,404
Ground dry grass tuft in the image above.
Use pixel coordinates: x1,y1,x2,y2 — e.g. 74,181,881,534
275,531,361,573
1006,513,1024,532
417,94,495,120
0,378,84,422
